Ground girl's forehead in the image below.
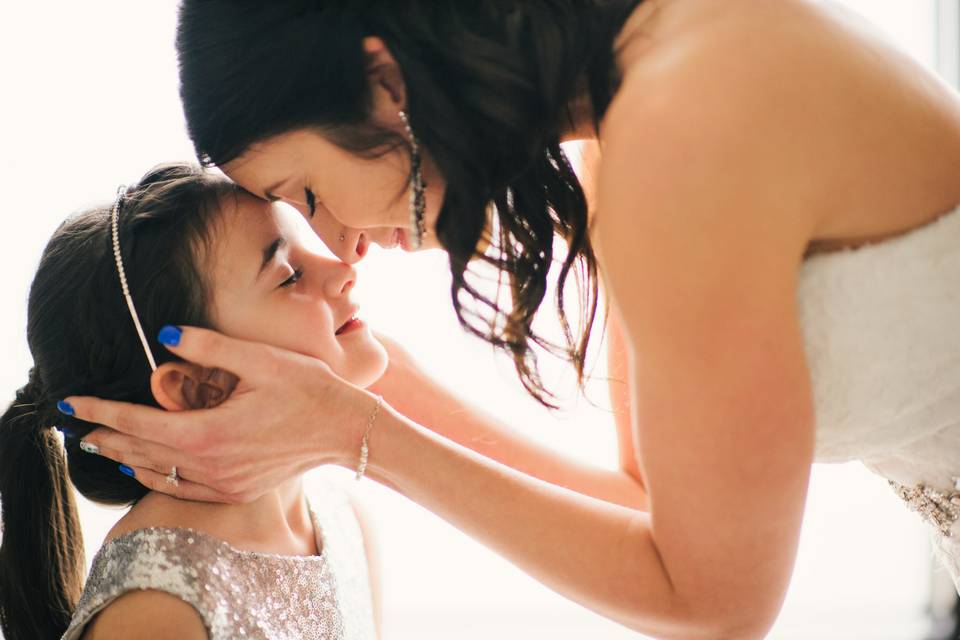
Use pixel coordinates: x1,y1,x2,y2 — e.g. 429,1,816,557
218,193,282,240
212,194,319,267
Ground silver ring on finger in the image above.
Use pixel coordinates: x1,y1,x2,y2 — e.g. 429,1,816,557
165,465,180,487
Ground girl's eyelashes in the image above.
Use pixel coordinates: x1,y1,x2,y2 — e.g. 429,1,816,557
280,268,304,288
304,187,317,217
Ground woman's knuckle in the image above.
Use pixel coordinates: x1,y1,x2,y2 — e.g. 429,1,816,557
171,428,197,453
127,440,145,460
203,332,228,363
114,409,137,433
206,461,226,483
235,490,257,504
190,427,222,456
205,429,228,452
262,351,286,379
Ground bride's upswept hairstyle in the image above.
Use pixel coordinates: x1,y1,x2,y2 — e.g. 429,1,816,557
0,164,235,639
176,0,644,405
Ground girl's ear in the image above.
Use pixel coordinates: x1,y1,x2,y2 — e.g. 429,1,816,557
150,362,238,411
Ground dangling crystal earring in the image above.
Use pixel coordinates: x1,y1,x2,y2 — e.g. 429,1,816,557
398,110,426,249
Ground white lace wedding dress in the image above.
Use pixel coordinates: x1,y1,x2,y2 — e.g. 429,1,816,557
798,202,960,590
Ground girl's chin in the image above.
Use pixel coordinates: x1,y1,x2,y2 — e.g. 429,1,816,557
339,341,389,389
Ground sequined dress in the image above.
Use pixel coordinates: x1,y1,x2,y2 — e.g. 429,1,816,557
62,481,376,639
798,202,960,591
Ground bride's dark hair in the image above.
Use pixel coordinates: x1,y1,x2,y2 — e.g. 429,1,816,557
177,0,644,406
0,163,234,639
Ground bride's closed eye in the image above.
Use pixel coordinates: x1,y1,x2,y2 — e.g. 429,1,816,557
304,188,317,217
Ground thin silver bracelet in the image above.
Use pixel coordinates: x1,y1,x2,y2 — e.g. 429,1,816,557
355,395,383,481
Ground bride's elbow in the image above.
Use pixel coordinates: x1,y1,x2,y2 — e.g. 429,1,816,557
643,614,775,640
623,592,779,640
669,599,779,640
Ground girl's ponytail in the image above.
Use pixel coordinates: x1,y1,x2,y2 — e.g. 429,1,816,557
0,369,84,640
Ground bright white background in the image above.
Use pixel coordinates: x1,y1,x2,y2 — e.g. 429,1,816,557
0,2,952,638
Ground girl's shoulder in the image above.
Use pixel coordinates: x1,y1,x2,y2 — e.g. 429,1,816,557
65,526,226,640
67,478,365,640
77,588,207,640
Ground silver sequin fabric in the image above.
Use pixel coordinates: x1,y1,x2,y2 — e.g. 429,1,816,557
62,481,376,639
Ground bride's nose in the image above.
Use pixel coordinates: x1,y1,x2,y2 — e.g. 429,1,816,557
303,208,366,265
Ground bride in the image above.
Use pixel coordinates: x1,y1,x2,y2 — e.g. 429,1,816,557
62,0,960,636
0,164,380,639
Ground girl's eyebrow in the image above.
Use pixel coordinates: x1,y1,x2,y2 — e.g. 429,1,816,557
257,237,286,280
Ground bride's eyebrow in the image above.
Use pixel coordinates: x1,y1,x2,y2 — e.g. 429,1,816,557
257,237,286,280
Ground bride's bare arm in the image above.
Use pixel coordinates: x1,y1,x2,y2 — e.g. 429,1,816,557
368,327,648,511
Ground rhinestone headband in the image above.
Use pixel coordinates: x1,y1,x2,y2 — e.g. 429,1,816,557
111,186,158,372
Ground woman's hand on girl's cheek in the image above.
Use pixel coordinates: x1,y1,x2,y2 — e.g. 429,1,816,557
61,326,378,503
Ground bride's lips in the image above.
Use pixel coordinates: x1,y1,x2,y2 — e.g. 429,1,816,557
376,228,401,250
386,228,401,249
397,228,415,252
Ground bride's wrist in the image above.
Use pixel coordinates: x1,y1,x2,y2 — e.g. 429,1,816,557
322,390,388,472
349,401,408,487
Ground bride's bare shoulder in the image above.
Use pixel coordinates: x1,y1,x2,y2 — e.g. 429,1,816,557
600,0,949,233
614,0,900,102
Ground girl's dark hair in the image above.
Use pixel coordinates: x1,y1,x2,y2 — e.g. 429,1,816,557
177,0,643,405
0,163,234,639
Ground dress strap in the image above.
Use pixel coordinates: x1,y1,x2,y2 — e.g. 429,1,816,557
306,478,377,639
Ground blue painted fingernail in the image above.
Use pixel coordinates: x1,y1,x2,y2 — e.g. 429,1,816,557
158,325,182,347
57,400,75,416
56,426,75,438
119,464,136,478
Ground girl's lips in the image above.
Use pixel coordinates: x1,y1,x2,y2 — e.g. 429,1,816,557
335,317,364,336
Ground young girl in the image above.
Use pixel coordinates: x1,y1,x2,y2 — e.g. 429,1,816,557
0,163,382,639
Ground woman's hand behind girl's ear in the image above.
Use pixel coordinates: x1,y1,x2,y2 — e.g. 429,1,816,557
62,326,378,504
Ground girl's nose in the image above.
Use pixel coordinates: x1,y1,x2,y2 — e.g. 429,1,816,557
322,258,356,298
